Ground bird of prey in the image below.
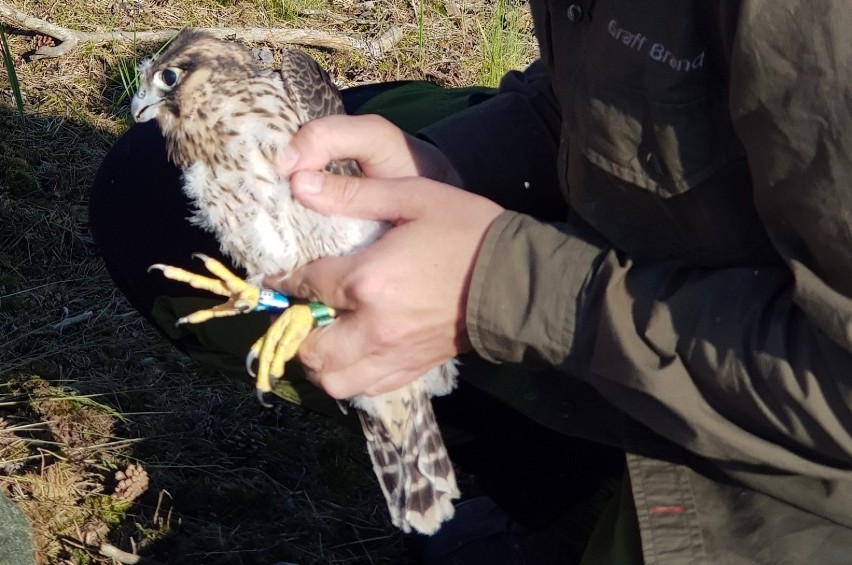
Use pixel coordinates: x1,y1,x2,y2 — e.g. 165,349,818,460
130,29,459,534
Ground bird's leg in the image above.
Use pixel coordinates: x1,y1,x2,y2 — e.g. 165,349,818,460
148,253,261,324
150,253,337,405
248,302,335,405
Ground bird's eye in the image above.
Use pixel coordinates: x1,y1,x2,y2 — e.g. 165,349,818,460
155,67,182,90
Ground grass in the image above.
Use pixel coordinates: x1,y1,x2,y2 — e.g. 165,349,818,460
0,24,23,115
0,1,537,563
478,0,531,87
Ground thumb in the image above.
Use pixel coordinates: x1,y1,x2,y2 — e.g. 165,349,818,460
277,114,416,178
290,170,423,222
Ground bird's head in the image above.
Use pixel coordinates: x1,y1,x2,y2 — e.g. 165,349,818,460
131,29,257,126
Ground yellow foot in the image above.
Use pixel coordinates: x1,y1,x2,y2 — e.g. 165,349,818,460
248,303,335,406
148,254,260,324
149,253,337,406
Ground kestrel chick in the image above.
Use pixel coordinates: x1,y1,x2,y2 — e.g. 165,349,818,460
131,29,460,534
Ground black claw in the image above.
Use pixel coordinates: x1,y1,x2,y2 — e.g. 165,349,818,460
256,389,275,408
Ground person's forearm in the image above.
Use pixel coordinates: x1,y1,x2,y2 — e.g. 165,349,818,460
468,212,852,478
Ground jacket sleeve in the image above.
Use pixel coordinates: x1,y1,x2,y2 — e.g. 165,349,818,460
418,61,567,221
466,1,852,479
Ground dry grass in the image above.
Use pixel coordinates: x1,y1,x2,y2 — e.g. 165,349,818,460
0,0,537,563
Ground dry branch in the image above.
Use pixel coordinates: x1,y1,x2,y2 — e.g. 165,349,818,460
52,310,93,332
99,542,163,565
0,2,402,59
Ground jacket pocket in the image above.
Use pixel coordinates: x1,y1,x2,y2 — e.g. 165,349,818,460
574,76,745,198
565,71,777,266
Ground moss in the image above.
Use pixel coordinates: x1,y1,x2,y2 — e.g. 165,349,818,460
0,271,23,295
85,495,132,528
4,168,38,197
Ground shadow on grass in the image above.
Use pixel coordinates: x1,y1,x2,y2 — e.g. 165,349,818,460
0,97,406,564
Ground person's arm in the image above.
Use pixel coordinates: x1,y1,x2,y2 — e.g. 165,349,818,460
469,1,852,478
274,0,852,476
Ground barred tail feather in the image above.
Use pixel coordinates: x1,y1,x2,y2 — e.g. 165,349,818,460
353,363,460,535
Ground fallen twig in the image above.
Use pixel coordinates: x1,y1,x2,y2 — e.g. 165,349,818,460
99,542,162,565
52,310,93,332
0,2,402,59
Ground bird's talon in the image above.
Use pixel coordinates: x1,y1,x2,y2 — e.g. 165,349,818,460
148,255,262,324
256,389,274,408
247,304,316,405
246,350,258,377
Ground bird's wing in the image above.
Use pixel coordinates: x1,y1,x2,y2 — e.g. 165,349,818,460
278,49,346,122
278,49,360,178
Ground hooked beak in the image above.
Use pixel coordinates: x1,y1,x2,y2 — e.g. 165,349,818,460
130,88,163,123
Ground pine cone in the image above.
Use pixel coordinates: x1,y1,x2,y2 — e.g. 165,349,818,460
114,464,149,502
31,35,56,50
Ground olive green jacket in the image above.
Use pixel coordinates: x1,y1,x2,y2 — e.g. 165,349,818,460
422,1,852,562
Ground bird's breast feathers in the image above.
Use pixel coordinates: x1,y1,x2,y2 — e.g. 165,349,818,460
183,158,385,279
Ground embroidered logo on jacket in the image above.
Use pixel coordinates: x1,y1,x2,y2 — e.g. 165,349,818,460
608,19,705,72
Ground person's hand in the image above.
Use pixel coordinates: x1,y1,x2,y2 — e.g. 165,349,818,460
265,172,503,399
277,113,464,186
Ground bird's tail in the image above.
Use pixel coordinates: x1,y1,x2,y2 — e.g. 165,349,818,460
353,364,460,535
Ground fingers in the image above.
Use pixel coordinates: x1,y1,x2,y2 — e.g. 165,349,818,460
307,355,422,399
278,114,463,184
289,170,447,224
262,169,502,400
296,315,429,399
292,315,369,397
278,114,418,178
264,253,359,310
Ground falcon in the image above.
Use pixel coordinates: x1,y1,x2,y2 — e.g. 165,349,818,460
130,29,460,534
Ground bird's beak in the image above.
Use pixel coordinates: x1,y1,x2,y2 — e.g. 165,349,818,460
131,87,163,123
